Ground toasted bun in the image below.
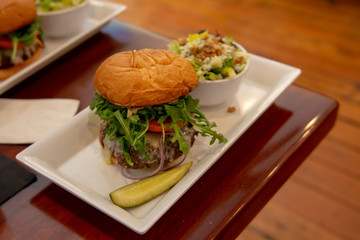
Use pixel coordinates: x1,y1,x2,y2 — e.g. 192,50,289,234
94,49,198,107
0,0,37,34
0,47,42,81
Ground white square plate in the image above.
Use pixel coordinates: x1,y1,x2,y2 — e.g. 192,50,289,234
0,0,126,95
16,54,301,234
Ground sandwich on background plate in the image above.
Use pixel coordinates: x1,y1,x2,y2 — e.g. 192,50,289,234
0,0,44,81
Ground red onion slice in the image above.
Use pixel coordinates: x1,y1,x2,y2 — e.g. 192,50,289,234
121,135,166,180
162,155,186,171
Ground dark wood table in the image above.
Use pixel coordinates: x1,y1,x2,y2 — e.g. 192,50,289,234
0,20,338,240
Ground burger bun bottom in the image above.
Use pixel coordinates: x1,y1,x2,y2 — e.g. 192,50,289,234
0,47,42,81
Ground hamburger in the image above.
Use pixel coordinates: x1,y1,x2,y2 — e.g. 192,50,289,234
0,0,44,81
90,49,227,173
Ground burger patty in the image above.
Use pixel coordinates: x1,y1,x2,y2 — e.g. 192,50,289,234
100,122,197,169
0,43,37,69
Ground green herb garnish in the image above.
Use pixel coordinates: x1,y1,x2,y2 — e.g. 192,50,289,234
7,17,44,60
89,93,227,166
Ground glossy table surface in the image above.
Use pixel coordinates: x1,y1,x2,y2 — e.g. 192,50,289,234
0,20,338,239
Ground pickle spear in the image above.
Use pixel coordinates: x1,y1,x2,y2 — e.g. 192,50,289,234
110,161,192,208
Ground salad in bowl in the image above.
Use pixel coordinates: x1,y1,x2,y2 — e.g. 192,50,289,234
168,30,249,82
36,0,87,12
35,0,89,38
168,31,250,107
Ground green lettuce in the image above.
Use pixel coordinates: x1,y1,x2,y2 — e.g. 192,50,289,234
89,93,227,166
167,40,181,54
7,17,44,59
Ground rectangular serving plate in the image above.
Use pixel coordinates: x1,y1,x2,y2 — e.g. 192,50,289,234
0,0,126,95
16,53,301,234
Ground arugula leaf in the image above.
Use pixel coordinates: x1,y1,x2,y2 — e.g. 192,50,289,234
114,110,133,144
90,93,227,166
8,17,44,60
119,138,132,166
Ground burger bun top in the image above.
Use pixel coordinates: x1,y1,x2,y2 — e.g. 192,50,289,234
0,0,37,34
94,49,198,107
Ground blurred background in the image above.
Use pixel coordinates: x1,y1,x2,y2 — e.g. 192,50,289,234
112,0,360,239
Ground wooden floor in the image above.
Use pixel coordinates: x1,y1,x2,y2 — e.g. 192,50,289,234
114,0,360,239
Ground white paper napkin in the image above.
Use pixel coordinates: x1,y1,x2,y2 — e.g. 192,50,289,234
0,98,80,144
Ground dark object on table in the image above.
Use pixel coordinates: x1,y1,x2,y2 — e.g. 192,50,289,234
0,153,37,205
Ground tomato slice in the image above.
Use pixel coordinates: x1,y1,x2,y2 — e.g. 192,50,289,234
148,119,183,132
0,36,26,49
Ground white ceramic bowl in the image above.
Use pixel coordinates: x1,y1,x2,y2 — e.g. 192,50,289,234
190,43,249,107
37,0,90,38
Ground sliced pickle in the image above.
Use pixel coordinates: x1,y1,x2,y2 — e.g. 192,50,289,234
110,162,192,208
